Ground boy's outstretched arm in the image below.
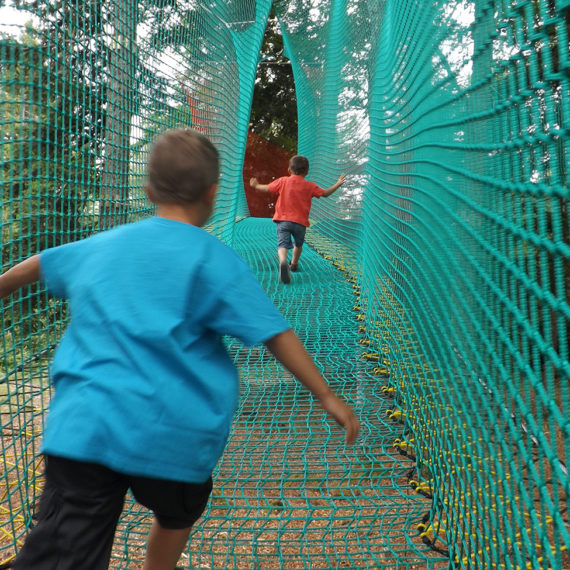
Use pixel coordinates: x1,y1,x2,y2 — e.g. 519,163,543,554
264,329,360,444
322,174,346,197
0,255,41,299
250,177,270,192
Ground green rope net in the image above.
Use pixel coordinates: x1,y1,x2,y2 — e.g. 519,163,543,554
1,0,568,568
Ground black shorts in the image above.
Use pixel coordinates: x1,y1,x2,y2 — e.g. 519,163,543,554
12,454,212,570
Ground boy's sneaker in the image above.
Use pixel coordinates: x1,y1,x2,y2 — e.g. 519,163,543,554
289,262,299,272
279,262,291,284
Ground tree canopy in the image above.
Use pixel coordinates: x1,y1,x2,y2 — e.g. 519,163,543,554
249,10,297,154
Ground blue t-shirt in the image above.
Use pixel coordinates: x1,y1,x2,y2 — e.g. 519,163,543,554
39,217,290,482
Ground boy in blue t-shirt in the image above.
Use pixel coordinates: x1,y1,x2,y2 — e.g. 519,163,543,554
0,129,360,570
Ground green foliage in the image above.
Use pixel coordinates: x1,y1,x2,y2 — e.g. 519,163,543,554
0,12,105,361
250,10,297,153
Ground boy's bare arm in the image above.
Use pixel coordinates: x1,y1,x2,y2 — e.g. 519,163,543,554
264,329,360,444
0,255,41,299
322,174,346,197
249,177,270,192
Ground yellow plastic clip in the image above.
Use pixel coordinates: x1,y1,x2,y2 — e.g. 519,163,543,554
361,352,379,361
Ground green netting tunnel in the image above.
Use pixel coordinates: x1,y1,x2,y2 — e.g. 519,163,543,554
1,0,569,568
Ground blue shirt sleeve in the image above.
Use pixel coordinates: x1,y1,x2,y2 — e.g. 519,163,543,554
196,249,290,346
40,241,86,299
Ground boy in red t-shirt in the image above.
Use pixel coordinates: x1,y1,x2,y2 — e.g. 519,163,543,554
250,155,345,284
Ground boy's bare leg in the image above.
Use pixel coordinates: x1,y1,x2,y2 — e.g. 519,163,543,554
142,519,192,570
278,247,289,264
291,246,302,267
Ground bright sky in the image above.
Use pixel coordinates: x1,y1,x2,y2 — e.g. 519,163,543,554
0,2,38,36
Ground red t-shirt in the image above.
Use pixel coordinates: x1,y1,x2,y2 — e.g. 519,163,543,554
267,175,324,227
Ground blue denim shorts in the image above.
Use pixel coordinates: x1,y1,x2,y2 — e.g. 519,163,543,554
276,221,306,249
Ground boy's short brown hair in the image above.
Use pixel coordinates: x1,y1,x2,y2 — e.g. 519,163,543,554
289,155,309,176
147,129,219,204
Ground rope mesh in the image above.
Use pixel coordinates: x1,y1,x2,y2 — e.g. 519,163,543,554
1,0,568,568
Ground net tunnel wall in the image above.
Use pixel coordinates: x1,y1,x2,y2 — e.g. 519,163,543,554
0,0,568,568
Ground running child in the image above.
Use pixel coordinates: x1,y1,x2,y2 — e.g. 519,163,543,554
250,155,345,284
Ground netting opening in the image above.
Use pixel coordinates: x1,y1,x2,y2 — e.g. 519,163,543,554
1,0,569,568
243,10,297,218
